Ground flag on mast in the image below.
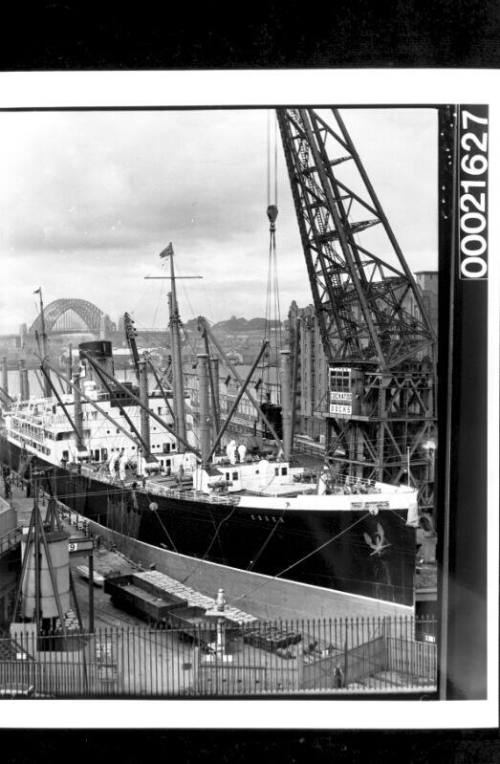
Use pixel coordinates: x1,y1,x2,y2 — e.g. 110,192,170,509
159,242,174,259
33,287,41,294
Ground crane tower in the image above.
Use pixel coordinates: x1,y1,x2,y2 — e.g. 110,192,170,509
277,108,437,512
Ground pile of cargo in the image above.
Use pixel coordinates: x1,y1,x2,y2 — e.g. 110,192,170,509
134,570,257,626
104,574,188,624
103,569,257,637
243,625,302,653
63,610,81,631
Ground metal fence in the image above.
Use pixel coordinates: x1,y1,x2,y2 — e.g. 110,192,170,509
0,616,437,698
0,526,22,558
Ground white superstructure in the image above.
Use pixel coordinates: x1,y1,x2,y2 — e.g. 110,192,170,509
2,380,197,477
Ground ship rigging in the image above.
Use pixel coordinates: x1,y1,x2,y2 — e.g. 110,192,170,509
0,108,433,607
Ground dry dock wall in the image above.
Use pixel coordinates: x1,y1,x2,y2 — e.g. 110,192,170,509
0,496,18,627
85,518,413,622
0,496,16,537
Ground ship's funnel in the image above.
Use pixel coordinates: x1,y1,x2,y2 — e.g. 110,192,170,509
2,356,8,398
79,340,114,391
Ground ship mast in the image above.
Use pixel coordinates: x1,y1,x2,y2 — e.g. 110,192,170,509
146,243,203,454
167,249,187,451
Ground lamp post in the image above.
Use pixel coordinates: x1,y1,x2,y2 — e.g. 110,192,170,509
205,588,232,664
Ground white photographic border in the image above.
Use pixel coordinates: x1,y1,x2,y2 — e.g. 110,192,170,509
0,69,497,730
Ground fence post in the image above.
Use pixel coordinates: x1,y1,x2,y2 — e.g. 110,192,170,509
296,639,304,690
192,645,199,696
384,616,390,679
343,625,349,687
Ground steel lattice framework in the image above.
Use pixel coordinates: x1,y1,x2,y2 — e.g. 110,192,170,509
30,298,106,335
278,108,437,510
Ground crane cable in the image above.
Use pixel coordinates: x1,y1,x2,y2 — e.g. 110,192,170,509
260,111,281,406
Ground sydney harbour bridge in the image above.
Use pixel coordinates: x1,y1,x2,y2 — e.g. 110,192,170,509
0,298,166,361
0,297,165,368
29,298,115,337
0,295,170,370
27,297,166,345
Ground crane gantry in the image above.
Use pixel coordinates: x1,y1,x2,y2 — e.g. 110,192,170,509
277,108,437,512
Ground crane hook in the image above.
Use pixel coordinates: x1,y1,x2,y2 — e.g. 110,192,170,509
267,204,278,231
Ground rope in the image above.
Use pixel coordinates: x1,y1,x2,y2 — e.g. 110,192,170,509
272,226,282,354
150,284,164,329
246,506,285,571
179,503,239,587
231,512,371,605
152,506,178,553
274,112,278,207
267,110,271,207
177,285,201,363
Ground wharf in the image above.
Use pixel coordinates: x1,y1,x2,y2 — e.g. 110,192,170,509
5,480,258,632
3,469,437,626
133,570,256,626
1,482,437,697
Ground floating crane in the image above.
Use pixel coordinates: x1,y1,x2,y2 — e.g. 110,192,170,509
277,108,437,512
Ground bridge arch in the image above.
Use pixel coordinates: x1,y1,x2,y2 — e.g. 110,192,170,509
30,298,108,335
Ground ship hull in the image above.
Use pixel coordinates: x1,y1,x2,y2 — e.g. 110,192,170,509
0,436,416,606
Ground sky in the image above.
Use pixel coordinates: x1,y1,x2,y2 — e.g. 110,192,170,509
0,107,437,335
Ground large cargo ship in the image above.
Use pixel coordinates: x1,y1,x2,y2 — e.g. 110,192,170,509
0,338,419,606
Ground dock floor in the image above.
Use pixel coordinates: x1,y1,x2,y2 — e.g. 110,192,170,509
5,480,258,631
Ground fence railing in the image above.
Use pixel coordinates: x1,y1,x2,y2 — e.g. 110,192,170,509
0,617,437,698
0,526,22,558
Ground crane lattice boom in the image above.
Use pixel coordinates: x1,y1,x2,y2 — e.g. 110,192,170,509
277,108,436,369
278,108,437,511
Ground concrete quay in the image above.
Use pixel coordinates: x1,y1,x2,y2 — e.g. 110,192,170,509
1,482,437,697
4,477,417,623
7,480,256,631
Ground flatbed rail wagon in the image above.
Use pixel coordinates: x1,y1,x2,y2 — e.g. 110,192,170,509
104,574,188,626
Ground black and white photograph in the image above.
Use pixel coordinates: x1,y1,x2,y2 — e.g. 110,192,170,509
0,72,497,730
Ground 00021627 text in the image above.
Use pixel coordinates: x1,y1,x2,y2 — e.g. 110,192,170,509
459,107,488,280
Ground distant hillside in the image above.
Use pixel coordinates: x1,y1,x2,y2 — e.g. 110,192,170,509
182,315,282,337
211,316,281,333
182,317,202,331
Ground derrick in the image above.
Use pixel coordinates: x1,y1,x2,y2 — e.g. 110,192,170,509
123,312,141,379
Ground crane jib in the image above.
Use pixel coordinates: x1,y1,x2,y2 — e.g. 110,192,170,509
276,107,437,512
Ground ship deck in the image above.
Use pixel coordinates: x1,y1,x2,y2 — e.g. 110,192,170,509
75,458,389,504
